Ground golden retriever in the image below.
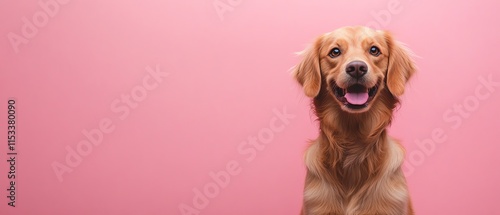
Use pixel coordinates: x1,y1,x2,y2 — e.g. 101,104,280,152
294,26,416,215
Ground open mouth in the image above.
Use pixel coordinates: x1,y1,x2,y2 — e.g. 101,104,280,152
332,81,380,110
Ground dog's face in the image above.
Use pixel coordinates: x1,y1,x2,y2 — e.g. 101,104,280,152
294,26,415,113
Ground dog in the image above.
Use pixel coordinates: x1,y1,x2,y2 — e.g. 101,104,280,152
294,26,416,215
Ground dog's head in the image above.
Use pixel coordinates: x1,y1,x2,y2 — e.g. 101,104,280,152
294,26,415,113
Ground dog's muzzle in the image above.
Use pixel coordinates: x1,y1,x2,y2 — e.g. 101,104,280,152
332,81,379,109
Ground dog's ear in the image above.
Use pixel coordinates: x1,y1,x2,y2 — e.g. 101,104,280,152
293,36,323,98
384,32,416,97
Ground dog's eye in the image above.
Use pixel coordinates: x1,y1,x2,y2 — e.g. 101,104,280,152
329,48,341,58
369,46,381,56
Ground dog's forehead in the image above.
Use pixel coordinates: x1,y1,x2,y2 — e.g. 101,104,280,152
324,27,383,44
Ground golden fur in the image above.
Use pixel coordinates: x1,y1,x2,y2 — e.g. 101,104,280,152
294,26,415,215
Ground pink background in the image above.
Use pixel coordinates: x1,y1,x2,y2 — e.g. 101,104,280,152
1,0,500,214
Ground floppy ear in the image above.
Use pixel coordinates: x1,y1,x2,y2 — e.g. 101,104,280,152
293,36,323,98
384,32,416,97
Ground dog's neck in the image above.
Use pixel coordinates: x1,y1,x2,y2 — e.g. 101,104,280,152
318,108,391,167
322,109,391,143
318,116,390,194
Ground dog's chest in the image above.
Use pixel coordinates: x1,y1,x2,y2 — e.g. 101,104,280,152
304,137,409,214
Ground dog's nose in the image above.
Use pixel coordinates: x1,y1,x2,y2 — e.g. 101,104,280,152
346,61,368,78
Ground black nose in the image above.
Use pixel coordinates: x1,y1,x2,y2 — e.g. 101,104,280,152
346,61,368,78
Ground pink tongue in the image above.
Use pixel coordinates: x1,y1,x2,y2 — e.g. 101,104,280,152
345,92,369,105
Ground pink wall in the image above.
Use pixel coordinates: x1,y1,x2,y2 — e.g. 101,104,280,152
1,0,500,214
